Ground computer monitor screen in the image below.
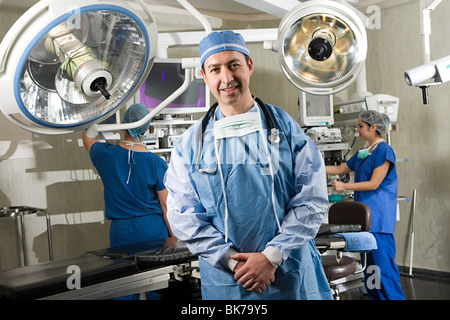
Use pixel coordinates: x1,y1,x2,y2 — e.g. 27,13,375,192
298,91,334,126
138,58,210,114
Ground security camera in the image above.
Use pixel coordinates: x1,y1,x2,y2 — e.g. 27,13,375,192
404,54,450,104
404,54,450,86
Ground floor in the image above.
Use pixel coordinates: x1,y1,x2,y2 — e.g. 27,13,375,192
340,273,450,300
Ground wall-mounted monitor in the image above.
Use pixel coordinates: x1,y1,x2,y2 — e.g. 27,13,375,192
138,58,210,115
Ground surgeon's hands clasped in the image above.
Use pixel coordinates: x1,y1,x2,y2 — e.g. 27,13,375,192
231,252,276,294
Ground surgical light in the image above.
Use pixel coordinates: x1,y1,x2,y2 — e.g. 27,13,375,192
0,0,157,134
277,0,367,95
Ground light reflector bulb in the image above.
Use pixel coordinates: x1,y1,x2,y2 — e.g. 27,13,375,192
17,6,151,128
277,1,367,95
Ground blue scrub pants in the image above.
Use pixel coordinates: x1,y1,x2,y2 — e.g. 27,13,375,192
109,214,169,247
364,233,405,300
110,214,169,300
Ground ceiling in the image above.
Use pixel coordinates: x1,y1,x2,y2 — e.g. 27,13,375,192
141,0,392,21
146,0,266,15
141,0,279,21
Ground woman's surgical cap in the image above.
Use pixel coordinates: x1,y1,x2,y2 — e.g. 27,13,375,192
359,110,390,135
199,30,249,68
123,104,151,138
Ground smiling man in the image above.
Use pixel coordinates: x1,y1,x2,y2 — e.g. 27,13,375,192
164,30,332,300
200,51,253,115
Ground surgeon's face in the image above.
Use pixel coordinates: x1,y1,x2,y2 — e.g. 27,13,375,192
201,50,254,115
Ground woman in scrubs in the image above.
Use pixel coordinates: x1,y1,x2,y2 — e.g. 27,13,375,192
83,104,172,299
326,110,404,300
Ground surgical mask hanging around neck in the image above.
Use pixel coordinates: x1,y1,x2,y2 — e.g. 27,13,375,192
357,139,383,159
213,108,262,140
357,148,370,159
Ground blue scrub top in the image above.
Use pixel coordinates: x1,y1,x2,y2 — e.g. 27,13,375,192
90,142,168,220
346,142,398,234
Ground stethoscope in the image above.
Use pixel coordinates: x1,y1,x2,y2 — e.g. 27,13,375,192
195,96,280,174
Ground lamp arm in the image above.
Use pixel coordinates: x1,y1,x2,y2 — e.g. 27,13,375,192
176,0,212,34
420,0,442,63
135,0,157,26
95,58,198,133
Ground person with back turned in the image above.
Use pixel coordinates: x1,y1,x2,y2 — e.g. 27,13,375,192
83,104,173,299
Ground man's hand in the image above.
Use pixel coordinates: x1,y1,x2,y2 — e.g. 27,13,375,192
231,252,276,294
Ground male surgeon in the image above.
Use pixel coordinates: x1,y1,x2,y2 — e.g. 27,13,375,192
164,31,332,300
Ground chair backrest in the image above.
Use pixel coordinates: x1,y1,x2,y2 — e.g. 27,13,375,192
328,201,372,231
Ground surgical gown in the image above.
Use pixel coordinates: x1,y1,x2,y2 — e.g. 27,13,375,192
164,103,332,300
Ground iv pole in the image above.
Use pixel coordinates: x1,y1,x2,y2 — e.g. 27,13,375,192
399,189,417,278
407,189,417,277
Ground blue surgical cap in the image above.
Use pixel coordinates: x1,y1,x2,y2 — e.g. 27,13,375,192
123,104,151,138
199,30,250,68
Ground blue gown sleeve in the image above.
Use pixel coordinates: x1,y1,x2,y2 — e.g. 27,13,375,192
164,144,234,269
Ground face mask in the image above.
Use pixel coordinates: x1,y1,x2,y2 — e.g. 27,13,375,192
357,139,383,160
213,107,262,140
357,148,370,159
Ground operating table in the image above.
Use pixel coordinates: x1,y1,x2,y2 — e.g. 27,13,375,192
0,223,368,300
0,237,200,300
